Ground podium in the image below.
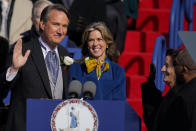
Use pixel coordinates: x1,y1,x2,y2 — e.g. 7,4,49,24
27,99,140,131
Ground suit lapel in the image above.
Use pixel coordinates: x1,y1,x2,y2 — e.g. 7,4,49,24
58,46,69,99
31,38,52,98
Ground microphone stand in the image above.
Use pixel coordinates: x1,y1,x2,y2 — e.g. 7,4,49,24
83,92,93,100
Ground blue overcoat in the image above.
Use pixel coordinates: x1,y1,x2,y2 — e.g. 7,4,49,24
69,58,126,100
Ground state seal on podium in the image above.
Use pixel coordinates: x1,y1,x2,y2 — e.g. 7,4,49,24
51,99,98,131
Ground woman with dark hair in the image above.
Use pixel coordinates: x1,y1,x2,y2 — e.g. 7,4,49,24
69,22,126,100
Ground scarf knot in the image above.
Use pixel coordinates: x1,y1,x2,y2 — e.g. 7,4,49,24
85,57,109,80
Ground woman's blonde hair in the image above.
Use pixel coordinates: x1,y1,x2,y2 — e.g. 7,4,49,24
81,22,120,62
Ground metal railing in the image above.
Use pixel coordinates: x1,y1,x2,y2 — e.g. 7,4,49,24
169,0,195,49
151,0,195,91
152,36,166,92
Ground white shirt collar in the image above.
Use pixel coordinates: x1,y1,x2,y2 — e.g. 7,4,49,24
39,37,59,58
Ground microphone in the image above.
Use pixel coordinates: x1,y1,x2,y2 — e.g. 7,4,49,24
68,80,82,99
82,81,96,100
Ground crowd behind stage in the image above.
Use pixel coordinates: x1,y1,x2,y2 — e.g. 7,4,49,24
0,0,138,52
1,0,196,131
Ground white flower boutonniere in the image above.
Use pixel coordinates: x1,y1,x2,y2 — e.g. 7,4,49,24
61,56,74,66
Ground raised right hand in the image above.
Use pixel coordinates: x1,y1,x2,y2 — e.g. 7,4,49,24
10,39,31,72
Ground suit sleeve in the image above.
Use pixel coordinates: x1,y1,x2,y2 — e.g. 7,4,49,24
141,79,163,129
180,96,196,131
0,69,13,100
190,106,196,131
0,44,18,99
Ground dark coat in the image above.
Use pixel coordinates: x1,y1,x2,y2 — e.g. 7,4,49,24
67,0,107,46
20,25,39,43
0,38,70,131
105,0,127,52
141,78,196,131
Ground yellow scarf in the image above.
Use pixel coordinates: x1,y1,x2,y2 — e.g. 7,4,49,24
85,57,110,80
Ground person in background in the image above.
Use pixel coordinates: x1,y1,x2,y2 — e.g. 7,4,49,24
67,0,126,53
0,4,70,131
69,22,126,100
141,48,196,131
21,0,53,43
141,49,178,131
61,0,74,10
0,36,9,131
30,0,63,5
171,48,196,131
0,0,33,45
0,36,9,106
105,0,127,53
123,0,139,30
67,0,107,47
0,36,9,73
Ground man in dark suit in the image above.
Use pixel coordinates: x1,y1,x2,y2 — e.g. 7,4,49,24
67,0,107,47
0,4,70,131
141,48,196,131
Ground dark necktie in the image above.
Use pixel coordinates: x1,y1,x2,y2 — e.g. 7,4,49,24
45,51,59,85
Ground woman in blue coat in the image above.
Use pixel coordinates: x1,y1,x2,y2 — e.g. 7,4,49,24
69,22,126,100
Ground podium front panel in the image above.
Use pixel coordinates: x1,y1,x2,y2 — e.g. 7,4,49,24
27,99,140,131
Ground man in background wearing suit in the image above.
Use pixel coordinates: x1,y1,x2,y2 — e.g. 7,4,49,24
21,0,53,43
0,4,70,131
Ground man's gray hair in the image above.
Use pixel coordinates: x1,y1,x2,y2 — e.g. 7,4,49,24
32,0,53,19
